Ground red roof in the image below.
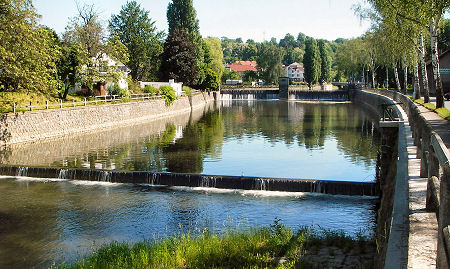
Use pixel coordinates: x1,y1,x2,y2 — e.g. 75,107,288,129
229,63,258,72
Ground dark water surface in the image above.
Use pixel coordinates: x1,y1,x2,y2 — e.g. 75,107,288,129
0,101,381,268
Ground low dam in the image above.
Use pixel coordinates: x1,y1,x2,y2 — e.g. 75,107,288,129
220,88,349,101
0,166,379,196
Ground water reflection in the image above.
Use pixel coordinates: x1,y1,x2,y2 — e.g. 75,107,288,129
0,101,380,181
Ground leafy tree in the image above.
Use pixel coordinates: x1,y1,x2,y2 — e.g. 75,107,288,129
203,37,224,80
283,47,304,65
257,42,285,85
160,28,198,85
57,43,88,99
109,1,164,81
221,70,241,83
243,70,258,82
279,33,297,48
319,40,332,83
201,68,220,91
0,0,60,93
303,38,321,88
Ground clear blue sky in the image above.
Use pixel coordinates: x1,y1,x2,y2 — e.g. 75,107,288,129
34,0,370,42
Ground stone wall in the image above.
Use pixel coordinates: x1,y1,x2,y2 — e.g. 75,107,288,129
0,92,215,146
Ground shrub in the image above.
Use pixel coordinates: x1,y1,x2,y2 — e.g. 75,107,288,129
202,68,220,91
142,85,160,96
107,83,128,97
183,86,192,96
159,86,177,106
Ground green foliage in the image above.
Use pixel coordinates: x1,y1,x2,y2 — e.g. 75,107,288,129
201,68,220,91
142,85,159,96
107,83,127,97
203,38,224,80
243,70,259,82
109,1,164,81
303,38,321,88
160,28,198,86
221,70,241,83
57,223,375,269
182,86,192,96
0,0,61,94
257,42,285,85
57,43,88,99
159,85,177,106
318,40,332,83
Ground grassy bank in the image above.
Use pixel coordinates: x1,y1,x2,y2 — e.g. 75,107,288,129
56,222,375,269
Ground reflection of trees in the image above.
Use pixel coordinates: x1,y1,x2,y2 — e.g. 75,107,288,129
221,102,380,166
162,112,225,173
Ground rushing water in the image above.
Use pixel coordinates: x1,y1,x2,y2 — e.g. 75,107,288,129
0,177,376,268
0,100,381,268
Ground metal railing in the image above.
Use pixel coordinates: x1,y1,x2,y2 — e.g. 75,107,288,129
11,94,161,113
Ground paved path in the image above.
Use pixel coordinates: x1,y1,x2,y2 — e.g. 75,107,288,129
428,97,450,110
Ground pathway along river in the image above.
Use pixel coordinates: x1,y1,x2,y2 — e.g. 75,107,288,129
0,100,380,268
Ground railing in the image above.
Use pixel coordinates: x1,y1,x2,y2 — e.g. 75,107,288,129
11,94,161,113
368,89,450,268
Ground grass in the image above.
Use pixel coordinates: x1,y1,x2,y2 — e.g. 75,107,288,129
414,99,450,120
55,221,375,269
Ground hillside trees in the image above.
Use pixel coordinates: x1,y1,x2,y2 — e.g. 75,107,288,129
109,1,164,81
0,0,61,94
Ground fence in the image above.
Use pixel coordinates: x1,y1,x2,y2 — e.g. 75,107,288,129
12,94,161,113
368,89,450,268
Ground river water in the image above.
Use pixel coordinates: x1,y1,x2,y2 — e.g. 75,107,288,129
0,100,380,268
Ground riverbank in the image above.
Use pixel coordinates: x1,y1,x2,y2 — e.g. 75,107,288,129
55,224,375,269
0,92,216,146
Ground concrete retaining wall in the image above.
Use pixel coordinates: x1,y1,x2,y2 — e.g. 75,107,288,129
0,92,215,146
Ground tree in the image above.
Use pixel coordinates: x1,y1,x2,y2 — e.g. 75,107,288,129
203,38,224,80
318,40,332,83
109,1,164,81
221,70,241,83
57,43,88,99
283,47,304,65
257,42,285,85
160,28,198,85
0,0,61,94
279,33,296,48
201,68,220,91
303,38,321,88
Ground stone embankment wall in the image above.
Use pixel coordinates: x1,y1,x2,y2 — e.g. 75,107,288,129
0,92,215,146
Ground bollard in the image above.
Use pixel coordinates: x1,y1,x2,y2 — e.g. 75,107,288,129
72,99,75,107
95,96,97,104
84,98,87,106
60,99,62,108
30,101,32,111
46,100,49,109
12,102,16,113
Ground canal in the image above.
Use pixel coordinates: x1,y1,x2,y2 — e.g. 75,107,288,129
0,100,380,268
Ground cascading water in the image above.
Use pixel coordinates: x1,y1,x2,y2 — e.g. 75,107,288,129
17,167,28,177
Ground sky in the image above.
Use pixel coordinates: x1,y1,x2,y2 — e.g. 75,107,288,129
33,0,371,42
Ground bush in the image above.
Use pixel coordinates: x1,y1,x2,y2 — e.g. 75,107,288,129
202,68,220,91
183,86,192,96
107,83,128,97
142,85,160,96
159,86,177,106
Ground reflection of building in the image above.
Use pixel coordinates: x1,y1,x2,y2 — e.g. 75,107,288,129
427,50,450,94
284,62,304,82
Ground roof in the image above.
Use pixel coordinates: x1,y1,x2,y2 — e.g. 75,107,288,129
287,62,304,72
229,63,258,72
235,60,257,67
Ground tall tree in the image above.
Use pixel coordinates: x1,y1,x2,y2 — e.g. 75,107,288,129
203,38,224,80
303,38,321,88
160,28,197,86
0,0,60,94
109,1,164,81
256,42,285,85
318,40,332,83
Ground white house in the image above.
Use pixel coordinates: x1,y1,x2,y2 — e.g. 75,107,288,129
139,79,183,97
285,62,304,82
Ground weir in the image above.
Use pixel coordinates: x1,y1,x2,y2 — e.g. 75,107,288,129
0,166,379,196
219,89,349,101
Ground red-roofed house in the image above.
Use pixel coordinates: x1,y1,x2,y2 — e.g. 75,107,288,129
226,60,258,75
